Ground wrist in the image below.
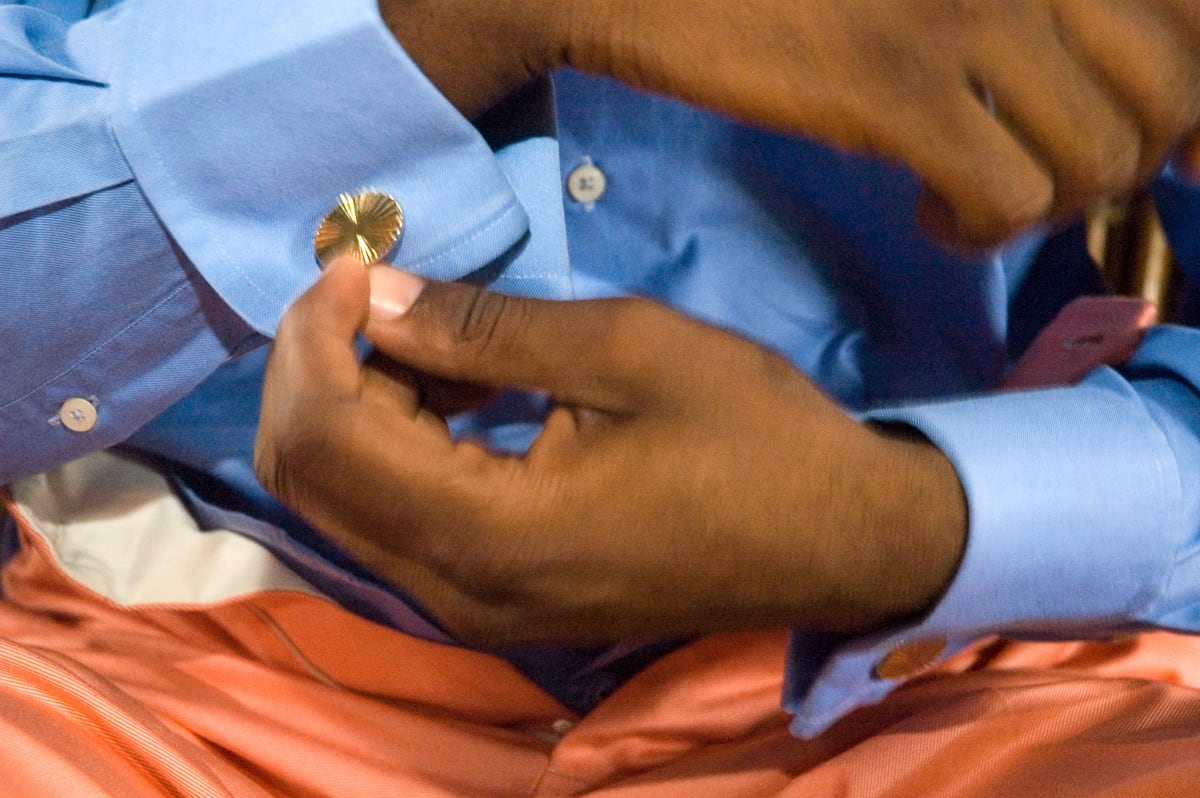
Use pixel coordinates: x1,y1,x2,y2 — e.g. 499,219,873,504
378,0,570,119
856,425,968,629
753,400,967,636
792,421,967,635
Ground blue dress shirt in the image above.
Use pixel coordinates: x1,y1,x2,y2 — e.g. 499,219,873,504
5,0,1200,737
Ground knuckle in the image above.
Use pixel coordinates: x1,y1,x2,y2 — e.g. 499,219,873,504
925,149,1053,246
755,346,800,387
440,545,513,602
596,297,692,400
956,187,1050,248
428,284,531,377
431,497,554,646
451,284,511,347
985,172,1054,239
251,436,284,500
273,305,306,349
605,296,681,358
436,568,525,646
424,479,523,591
1066,129,1141,199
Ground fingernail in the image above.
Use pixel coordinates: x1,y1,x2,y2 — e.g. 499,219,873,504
368,266,425,320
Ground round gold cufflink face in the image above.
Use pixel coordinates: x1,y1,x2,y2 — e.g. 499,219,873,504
314,191,404,267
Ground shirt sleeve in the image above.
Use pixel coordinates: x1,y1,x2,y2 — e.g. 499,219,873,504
781,170,1200,738
783,325,1200,737
0,0,540,484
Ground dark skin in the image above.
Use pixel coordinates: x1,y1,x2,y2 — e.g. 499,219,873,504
382,0,1200,248
257,2,1200,645
254,259,967,646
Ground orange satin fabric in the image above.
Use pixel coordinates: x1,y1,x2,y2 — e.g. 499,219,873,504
3,498,1200,797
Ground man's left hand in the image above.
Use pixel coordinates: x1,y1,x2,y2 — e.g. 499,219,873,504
255,259,966,646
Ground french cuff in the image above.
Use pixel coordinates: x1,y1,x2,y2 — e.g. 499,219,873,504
105,0,531,336
784,367,1182,738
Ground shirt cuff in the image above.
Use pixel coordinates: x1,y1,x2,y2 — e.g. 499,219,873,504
102,0,532,335
784,366,1182,737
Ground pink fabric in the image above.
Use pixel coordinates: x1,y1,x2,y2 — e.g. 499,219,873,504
1003,295,1157,390
3,494,1200,796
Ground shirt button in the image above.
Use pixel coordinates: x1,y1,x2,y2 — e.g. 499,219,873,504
566,160,607,205
58,397,98,433
873,638,947,680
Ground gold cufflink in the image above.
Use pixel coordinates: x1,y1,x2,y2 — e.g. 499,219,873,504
314,191,404,267
872,637,947,680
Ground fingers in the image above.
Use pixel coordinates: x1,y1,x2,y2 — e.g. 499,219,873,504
899,99,1054,247
1178,132,1200,181
877,0,1200,246
255,261,629,641
255,255,371,522
912,1,1196,246
270,255,371,401
364,265,693,411
363,350,498,420
1057,1,1200,184
970,11,1142,218
255,258,479,550
360,353,425,420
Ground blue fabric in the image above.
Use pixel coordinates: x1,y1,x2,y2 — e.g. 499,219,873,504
0,0,569,484
5,0,1200,735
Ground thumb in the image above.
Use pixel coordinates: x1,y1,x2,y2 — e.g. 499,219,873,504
257,256,476,538
364,266,671,409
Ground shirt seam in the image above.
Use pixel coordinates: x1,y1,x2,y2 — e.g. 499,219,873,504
402,198,527,272
0,279,192,412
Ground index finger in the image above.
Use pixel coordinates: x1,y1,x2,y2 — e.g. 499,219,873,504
267,255,371,402
255,258,500,551
364,267,709,412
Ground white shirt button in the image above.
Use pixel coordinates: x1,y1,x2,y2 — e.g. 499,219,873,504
566,159,607,205
59,397,98,433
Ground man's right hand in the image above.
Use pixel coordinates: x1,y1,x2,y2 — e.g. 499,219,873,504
382,0,1200,248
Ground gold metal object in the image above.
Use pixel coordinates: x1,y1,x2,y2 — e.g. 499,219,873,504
1087,192,1177,315
314,191,404,267
872,637,947,680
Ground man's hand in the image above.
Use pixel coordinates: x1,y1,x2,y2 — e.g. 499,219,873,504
254,258,966,646
382,0,1200,247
